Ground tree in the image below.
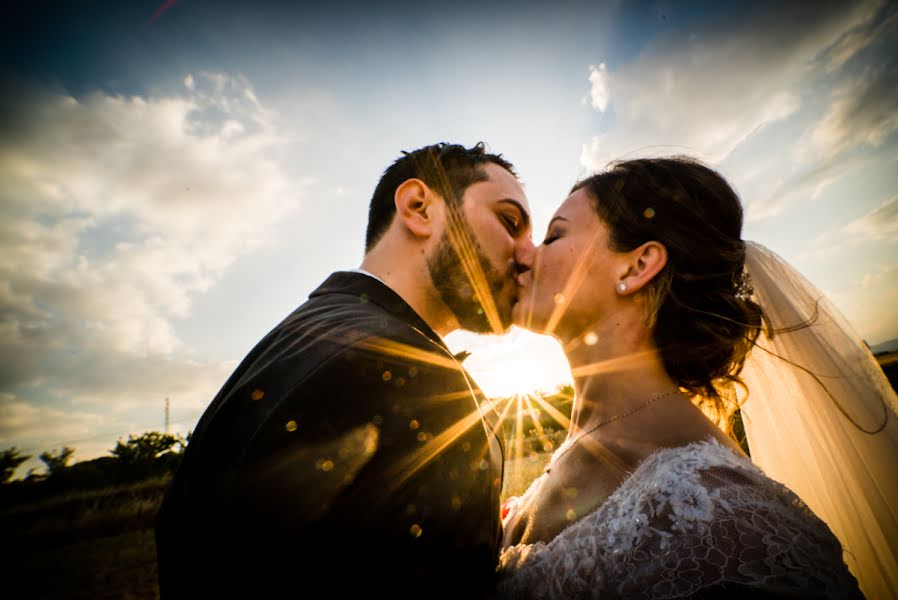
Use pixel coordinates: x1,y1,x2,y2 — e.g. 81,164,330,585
0,447,30,483
111,431,183,464
39,446,75,475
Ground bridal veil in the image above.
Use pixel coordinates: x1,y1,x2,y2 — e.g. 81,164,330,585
740,241,898,599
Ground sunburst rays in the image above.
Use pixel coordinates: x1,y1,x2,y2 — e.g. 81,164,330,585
527,392,572,432
542,227,604,337
417,149,506,334
354,336,460,370
382,402,490,495
569,349,658,378
491,390,574,485
520,247,543,332
353,339,660,499
343,152,654,494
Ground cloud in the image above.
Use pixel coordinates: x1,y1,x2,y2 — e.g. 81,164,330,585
587,63,610,112
845,195,898,240
0,393,108,476
0,393,104,446
0,72,297,366
819,3,898,72
794,192,898,265
861,265,898,289
743,3,898,222
745,154,862,222
834,264,898,344
810,63,898,160
580,1,879,171
0,73,302,464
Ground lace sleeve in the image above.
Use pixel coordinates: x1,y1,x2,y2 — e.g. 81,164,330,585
610,465,863,599
497,442,863,599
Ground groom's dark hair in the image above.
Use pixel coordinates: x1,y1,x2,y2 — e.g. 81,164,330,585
365,142,517,252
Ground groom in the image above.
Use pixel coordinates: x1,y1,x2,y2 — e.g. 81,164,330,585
155,142,534,597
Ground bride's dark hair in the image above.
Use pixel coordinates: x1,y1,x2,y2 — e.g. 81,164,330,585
573,156,767,415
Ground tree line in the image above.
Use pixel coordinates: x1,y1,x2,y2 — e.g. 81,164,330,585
0,431,190,505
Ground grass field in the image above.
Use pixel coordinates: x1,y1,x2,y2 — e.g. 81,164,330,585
6,529,159,600
1,477,169,599
502,451,552,501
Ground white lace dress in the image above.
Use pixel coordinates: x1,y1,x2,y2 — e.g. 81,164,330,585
497,440,863,599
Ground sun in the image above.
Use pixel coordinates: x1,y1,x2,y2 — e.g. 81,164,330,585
445,327,573,399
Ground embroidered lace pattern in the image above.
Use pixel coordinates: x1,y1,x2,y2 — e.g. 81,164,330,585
497,440,863,599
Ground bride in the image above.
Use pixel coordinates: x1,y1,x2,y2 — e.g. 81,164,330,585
497,157,896,599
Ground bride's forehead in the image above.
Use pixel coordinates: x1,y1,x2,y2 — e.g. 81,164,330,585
553,189,598,222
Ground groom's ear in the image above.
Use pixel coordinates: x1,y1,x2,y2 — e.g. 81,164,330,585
618,241,668,295
394,178,438,240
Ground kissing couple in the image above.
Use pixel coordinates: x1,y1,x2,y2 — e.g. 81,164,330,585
156,143,895,599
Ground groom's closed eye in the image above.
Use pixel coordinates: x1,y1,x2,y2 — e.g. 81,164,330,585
496,199,530,237
501,213,521,233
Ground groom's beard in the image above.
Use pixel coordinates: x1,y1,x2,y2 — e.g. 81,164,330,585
427,229,514,334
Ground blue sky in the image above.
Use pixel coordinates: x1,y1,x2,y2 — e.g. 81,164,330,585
1,0,896,477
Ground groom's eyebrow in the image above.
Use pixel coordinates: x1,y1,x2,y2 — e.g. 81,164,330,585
497,199,531,228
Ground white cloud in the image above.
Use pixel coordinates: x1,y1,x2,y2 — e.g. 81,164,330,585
579,1,877,171
0,73,303,466
810,64,898,160
587,63,610,112
794,193,898,264
845,195,898,240
820,3,897,72
579,136,603,172
830,263,898,345
0,393,103,445
0,72,299,365
745,152,865,223
745,3,897,222
861,265,898,289
0,392,107,476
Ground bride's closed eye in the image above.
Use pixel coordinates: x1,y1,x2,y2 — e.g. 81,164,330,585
543,231,562,245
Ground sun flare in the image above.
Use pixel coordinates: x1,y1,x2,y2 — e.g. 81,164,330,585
446,327,573,399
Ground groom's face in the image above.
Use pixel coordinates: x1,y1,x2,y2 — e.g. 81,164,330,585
427,162,533,334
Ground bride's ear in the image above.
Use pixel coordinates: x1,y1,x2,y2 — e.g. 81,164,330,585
394,178,438,240
616,241,668,295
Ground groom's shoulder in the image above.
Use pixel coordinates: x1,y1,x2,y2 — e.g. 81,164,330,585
272,271,452,364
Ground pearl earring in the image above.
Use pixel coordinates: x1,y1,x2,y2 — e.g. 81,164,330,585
617,282,627,292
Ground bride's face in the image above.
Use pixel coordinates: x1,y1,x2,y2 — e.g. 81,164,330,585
513,188,623,340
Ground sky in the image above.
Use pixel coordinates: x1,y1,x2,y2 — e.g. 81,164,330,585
1,0,896,477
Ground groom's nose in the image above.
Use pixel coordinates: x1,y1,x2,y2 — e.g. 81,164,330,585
514,236,536,274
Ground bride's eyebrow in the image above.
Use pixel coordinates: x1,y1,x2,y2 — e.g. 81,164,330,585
547,216,569,229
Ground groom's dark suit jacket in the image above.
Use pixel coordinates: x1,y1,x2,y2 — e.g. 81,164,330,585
155,272,505,598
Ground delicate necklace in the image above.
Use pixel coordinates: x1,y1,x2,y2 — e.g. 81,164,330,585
544,389,683,474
